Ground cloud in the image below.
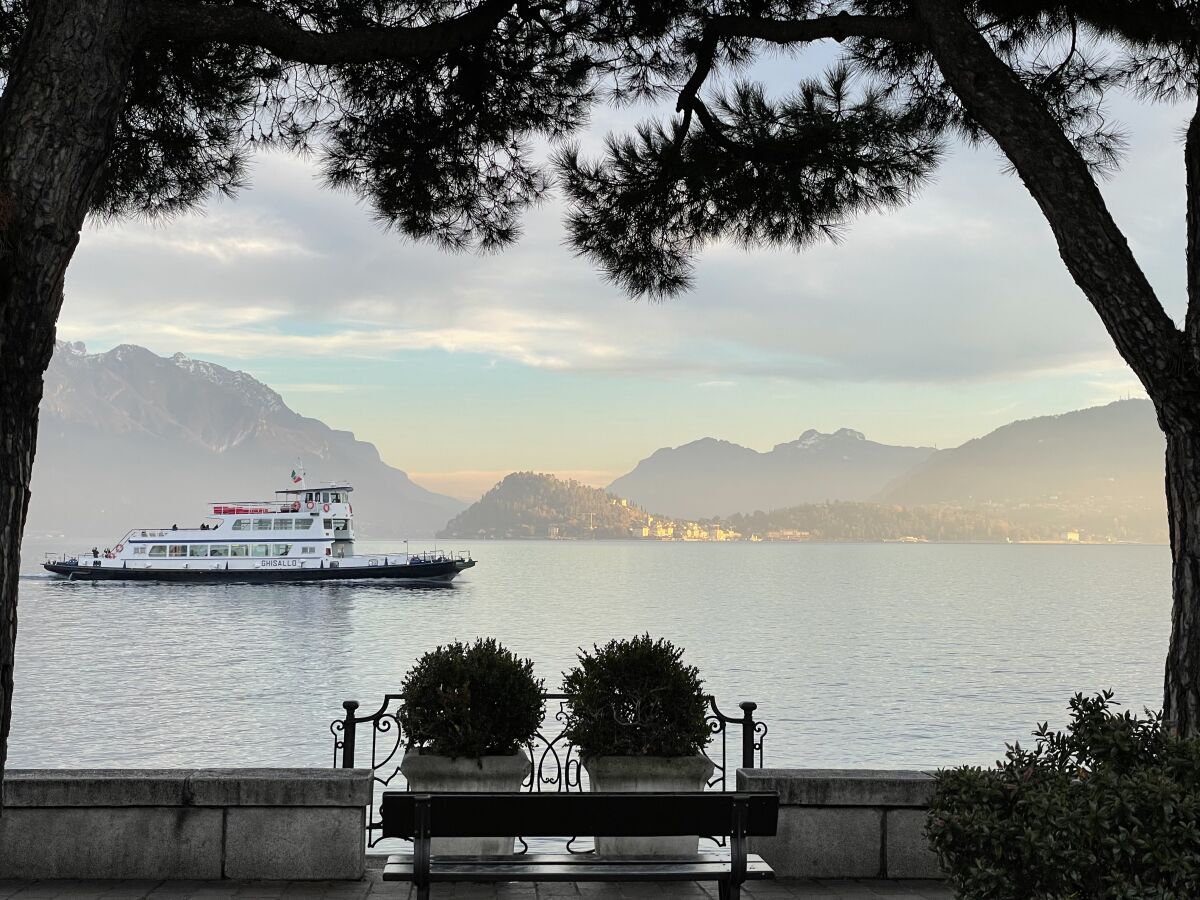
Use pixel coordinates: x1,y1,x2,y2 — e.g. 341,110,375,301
60,95,1182,390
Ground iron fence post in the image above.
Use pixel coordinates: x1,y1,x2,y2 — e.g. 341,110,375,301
341,700,359,768
739,701,758,769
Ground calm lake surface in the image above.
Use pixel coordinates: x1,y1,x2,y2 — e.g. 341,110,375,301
11,540,1170,771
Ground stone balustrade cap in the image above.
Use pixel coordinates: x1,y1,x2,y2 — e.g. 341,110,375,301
737,768,936,807
3,768,373,808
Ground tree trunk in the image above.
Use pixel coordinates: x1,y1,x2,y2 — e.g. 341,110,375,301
0,0,138,798
908,0,1200,734
1163,416,1200,734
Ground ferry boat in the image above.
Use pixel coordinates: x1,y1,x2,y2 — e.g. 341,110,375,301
42,484,474,583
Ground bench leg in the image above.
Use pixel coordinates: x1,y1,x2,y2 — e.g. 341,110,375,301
416,885,430,900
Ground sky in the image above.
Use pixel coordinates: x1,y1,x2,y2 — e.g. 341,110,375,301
58,47,1186,502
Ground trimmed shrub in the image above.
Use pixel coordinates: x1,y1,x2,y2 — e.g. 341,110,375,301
398,638,545,760
561,633,711,757
927,691,1200,900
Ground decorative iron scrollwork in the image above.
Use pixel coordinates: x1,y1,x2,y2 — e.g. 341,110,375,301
329,691,764,849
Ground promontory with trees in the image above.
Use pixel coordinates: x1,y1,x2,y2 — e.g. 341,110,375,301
438,472,1164,543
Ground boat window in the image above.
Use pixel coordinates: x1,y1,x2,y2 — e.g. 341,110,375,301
210,545,229,557
295,519,313,530
273,519,292,530
323,519,332,530
149,545,167,557
272,543,291,556
333,519,349,532
189,545,207,558
305,492,314,503
251,544,269,557
320,492,329,503
254,518,273,530
230,544,249,557
301,546,315,554
329,492,342,503
232,519,251,531
133,546,147,556
169,545,187,557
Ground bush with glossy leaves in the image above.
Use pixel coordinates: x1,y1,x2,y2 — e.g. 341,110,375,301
927,691,1200,900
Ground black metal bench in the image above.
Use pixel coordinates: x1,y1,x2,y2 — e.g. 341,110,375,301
380,791,778,900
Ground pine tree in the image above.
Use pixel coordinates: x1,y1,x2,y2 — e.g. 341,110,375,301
554,1,1200,735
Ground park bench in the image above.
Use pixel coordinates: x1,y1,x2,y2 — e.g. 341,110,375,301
380,791,778,900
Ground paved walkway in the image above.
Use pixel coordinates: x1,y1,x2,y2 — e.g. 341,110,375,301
0,873,952,900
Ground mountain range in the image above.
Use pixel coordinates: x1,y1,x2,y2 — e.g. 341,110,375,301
606,400,1165,522
608,428,936,519
27,342,465,540
23,341,1170,544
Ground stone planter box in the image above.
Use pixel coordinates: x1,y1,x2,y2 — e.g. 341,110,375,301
736,768,942,879
584,755,714,857
400,750,531,855
0,768,372,880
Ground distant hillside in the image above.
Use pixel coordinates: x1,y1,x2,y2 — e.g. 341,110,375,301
28,342,465,540
438,472,650,539
608,428,935,519
880,400,1164,508
726,500,1164,544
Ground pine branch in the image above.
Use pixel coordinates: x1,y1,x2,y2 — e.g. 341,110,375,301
140,0,516,63
707,11,924,46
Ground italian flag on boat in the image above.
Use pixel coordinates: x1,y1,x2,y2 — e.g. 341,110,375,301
291,469,303,483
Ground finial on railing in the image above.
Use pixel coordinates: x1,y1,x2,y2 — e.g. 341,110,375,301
738,701,758,770
341,700,360,769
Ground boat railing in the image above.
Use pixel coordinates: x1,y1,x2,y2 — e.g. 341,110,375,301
406,549,472,564
210,501,305,515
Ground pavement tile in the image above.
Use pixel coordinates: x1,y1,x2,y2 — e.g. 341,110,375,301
0,882,949,900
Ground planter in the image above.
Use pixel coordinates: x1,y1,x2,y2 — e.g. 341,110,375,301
583,755,715,857
400,750,531,856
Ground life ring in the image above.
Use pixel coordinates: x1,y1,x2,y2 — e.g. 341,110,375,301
306,501,315,510
323,503,331,513
291,501,300,512
114,544,123,553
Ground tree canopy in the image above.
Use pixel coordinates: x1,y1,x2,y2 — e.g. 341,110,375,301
4,0,1200,789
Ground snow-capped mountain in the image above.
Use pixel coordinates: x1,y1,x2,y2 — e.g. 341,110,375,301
27,342,465,540
607,427,936,519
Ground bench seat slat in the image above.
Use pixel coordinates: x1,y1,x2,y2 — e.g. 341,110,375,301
383,854,774,883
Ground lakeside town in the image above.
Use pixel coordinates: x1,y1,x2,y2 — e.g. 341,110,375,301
437,472,1165,544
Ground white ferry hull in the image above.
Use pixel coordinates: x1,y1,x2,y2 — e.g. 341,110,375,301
43,558,474,584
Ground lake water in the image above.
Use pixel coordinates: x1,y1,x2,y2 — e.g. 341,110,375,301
10,540,1170,772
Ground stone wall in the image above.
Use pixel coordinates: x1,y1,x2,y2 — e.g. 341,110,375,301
0,769,371,880
737,768,941,879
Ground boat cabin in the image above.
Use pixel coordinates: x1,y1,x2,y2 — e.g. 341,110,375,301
109,484,357,564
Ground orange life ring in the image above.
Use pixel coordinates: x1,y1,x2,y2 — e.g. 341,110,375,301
114,544,123,553
291,501,300,512
306,501,315,510
323,503,331,513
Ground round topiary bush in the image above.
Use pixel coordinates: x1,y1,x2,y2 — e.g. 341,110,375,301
561,633,711,757
398,638,545,760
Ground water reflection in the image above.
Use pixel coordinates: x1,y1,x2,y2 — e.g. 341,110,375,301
11,540,1172,772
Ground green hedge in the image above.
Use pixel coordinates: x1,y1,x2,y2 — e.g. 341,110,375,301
927,691,1200,899
561,633,710,757
398,638,544,760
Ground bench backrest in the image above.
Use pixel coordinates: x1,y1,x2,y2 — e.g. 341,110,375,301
380,791,778,839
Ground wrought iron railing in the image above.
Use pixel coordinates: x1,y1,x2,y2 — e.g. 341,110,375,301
330,692,767,849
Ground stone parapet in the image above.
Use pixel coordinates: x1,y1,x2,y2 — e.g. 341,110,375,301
737,768,942,880
0,768,371,881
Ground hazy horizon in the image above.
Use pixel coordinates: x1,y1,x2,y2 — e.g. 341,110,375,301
54,49,1187,501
